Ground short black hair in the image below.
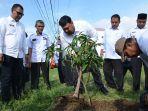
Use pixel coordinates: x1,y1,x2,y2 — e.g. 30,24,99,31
35,20,44,26
125,38,134,44
111,14,120,21
11,4,23,12
59,15,72,27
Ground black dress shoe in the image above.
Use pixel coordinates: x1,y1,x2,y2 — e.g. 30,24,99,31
99,86,109,95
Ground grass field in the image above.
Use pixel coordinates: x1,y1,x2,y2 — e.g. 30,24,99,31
0,67,146,111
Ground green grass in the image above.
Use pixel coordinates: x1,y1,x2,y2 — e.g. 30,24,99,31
0,68,146,111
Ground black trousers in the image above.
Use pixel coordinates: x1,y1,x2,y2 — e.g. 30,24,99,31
22,67,30,91
1,54,23,102
123,58,142,91
103,59,123,90
62,60,105,90
143,62,148,90
58,52,65,83
140,54,148,90
31,62,50,89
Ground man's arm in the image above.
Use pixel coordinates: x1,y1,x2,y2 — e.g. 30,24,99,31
28,48,32,68
27,35,33,68
0,18,6,63
84,21,98,42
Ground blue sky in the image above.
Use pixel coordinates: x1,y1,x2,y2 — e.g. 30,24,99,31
0,0,148,39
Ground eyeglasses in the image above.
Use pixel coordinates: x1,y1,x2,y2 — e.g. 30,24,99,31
15,10,24,16
37,26,44,27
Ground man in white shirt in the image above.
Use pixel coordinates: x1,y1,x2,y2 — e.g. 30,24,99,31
28,20,51,89
123,13,147,91
0,4,28,103
59,15,108,95
103,14,124,91
115,31,148,68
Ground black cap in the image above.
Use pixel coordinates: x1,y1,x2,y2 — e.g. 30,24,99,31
138,13,147,20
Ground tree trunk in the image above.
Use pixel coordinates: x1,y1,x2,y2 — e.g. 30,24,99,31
73,66,82,98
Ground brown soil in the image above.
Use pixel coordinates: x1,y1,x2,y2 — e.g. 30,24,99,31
53,95,140,111
93,99,139,111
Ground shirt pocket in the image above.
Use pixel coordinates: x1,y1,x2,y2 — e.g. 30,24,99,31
6,25,16,35
42,37,47,46
32,38,38,45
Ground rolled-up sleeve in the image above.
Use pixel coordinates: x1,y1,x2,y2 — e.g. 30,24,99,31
81,21,98,42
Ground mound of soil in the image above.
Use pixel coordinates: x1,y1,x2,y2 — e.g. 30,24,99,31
93,99,139,111
53,95,94,111
53,95,140,111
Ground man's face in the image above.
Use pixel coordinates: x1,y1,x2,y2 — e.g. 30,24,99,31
36,23,44,34
137,19,147,29
111,17,120,29
62,22,75,35
123,41,140,58
12,7,24,22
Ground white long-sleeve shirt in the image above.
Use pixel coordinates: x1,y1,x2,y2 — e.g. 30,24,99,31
127,27,147,39
103,28,124,59
137,30,148,67
0,16,28,58
60,20,98,56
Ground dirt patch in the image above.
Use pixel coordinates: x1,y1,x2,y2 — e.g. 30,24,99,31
93,99,139,111
53,95,140,111
53,95,94,111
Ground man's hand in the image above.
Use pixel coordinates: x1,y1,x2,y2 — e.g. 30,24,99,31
0,54,3,64
100,49,105,57
25,54,31,68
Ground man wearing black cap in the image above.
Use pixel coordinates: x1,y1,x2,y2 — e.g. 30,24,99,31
122,13,148,92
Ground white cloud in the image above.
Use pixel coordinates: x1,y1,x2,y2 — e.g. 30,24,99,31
93,19,110,29
25,26,35,36
120,16,136,30
93,16,148,31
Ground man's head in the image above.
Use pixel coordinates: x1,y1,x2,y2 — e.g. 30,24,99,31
35,20,45,35
137,13,147,29
59,15,75,35
115,37,140,60
11,4,24,22
111,14,120,29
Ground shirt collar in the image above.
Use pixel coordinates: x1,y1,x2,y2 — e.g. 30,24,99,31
110,27,119,30
8,16,18,23
135,26,146,29
36,31,44,36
